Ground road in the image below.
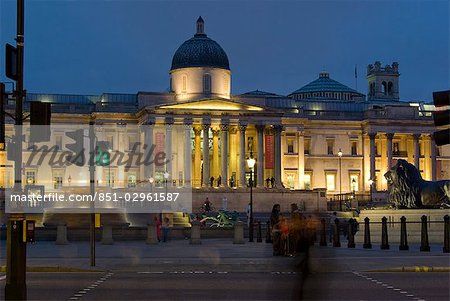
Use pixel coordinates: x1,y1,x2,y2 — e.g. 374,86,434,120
302,271,449,300
0,271,303,301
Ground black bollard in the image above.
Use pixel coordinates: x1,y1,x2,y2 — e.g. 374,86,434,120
333,218,341,247
380,216,390,250
320,218,327,246
265,221,272,243
443,215,449,253
257,220,263,243
420,215,430,252
399,216,409,251
363,217,372,249
347,219,355,248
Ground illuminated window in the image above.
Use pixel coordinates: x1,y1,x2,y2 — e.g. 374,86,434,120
349,174,359,192
351,141,358,155
52,169,64,189
304,173,312,190
326,173,336,191
127,172,137,188
55,135,62,149
327,139,335,155
287,138,294,154
304,139,311,155
26,171,36,184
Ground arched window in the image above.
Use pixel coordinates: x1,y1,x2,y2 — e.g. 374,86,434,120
388,81,393,95
203,74,211,93
382,81,387,95
182,75,187,93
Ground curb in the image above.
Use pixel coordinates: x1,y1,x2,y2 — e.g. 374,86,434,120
0,266,103,273
366,266,450,273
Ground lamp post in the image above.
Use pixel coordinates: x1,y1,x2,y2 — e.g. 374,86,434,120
247,153,256,242
338,149,343,211
149,177,154,193
368,179,374,203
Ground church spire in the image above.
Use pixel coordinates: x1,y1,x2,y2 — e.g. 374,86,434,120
196,16,205,36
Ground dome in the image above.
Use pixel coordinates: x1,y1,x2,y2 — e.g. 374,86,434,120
170,17,230,71
290,71,361,95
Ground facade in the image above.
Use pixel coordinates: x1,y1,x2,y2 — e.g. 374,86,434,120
1,17,449,200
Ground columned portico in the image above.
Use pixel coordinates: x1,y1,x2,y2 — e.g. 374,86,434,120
212,128,220,180
165,118,174,182
256,124,264,188
386,132,394,170
413,133,420,169
274,125,283,187
430,135,437,181
369,132,376,188
238,122,247,187
202,120,211,187
220,121,229,187
184,118,193,186
193,127,202,187
143,118,154,181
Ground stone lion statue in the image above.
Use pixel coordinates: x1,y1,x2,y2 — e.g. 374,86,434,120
384,159,450,208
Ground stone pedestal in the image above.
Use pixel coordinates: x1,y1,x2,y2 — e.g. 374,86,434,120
55,224,68,245
101,225,114,245
190,221,201,245
233,221,245,244
146,223,158,245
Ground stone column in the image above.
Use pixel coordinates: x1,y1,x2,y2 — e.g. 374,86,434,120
238,122,247,187
430,135,437,181
165,118,174,183
369,133,376,189
184,118,193,187
143,118,154,181
413,134,420,169
220,122,229,187
256,124,265,188
298,131,305,189
386,133,394,170
193,127,202,187
274,124,283,188
202,121,211,187
212,128,220,181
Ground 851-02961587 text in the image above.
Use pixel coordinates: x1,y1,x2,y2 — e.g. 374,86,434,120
96,192,180,202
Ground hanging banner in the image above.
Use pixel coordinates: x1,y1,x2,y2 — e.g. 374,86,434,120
265,135,274,169
155,132,165,171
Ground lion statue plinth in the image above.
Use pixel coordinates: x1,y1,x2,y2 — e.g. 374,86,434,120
384,159,450,209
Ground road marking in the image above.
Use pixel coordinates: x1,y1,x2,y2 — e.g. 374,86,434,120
353,271,426,301
68,272,114,301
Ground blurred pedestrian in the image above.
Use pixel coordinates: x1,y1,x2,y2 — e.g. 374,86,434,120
162,217,171,242
154,216,161,242
270,204,282,256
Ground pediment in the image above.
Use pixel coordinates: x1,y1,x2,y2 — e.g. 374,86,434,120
158,98,265,112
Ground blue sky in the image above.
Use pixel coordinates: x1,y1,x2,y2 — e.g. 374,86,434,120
0,0,448,102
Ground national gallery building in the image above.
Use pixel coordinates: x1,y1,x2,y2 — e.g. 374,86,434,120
1,17,448,201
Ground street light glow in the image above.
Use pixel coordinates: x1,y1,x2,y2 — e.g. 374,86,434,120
338,149,343,157
247,156,256,169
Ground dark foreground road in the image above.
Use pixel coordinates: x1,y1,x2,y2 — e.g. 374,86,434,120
302,271,450,301
0,271,303,301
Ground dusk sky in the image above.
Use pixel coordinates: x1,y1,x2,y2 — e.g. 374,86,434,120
0,0,448,102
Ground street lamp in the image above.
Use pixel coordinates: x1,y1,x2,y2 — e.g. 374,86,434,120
246,153,256,242
368,179,374,202
149,177,154,193
338,149,343,211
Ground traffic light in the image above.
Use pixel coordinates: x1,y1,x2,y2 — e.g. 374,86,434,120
95,141,111,166
432,90,450,146
29,101,51,142
65,129,85,166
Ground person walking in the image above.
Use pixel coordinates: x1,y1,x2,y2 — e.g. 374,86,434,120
162,217,171,242
217,175,222,187
270,177,275,188
270,204,282,256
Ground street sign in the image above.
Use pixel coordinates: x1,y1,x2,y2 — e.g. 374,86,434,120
5,43,18,81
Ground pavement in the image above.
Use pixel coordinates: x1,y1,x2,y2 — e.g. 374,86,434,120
0,238,449,300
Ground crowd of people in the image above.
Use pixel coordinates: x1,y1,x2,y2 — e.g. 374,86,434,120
270,203,317,256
